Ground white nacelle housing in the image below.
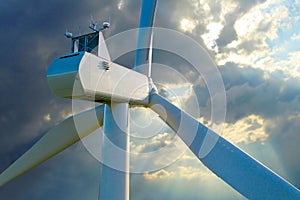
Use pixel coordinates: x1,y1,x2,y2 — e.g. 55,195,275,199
47,52,150,105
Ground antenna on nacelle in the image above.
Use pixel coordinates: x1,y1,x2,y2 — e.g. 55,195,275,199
77,26,81,36
89,14,98,32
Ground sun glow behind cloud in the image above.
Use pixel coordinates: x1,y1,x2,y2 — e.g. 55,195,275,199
201,22,223,54
43,114,51,122
222,115,268,145
179,18,197,33
117,0,125,10
140,152,245,199
199,114,268,145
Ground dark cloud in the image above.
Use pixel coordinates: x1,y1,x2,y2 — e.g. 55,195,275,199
222,63,300,121
0,143,101,200
220,62,265,90
217,22,237,48
266,116,300,188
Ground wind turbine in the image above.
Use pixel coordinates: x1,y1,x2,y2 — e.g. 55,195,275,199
1,1,300,199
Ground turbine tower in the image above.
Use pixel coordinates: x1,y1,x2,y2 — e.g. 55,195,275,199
1,1,300,199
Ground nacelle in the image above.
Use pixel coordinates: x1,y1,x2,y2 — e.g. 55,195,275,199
47,52,150,105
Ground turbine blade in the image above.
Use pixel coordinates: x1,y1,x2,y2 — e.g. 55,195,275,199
134,0,157,77
0,105,104,186
149,93,300,199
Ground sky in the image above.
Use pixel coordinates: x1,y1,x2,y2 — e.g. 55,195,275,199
0,0,300,199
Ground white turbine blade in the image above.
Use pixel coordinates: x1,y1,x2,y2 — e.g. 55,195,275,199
149,93,300,199
0,105,104,186
147,31,154,77
134,0,157,77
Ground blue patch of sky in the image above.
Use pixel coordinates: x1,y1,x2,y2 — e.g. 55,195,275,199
265,0,300,61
